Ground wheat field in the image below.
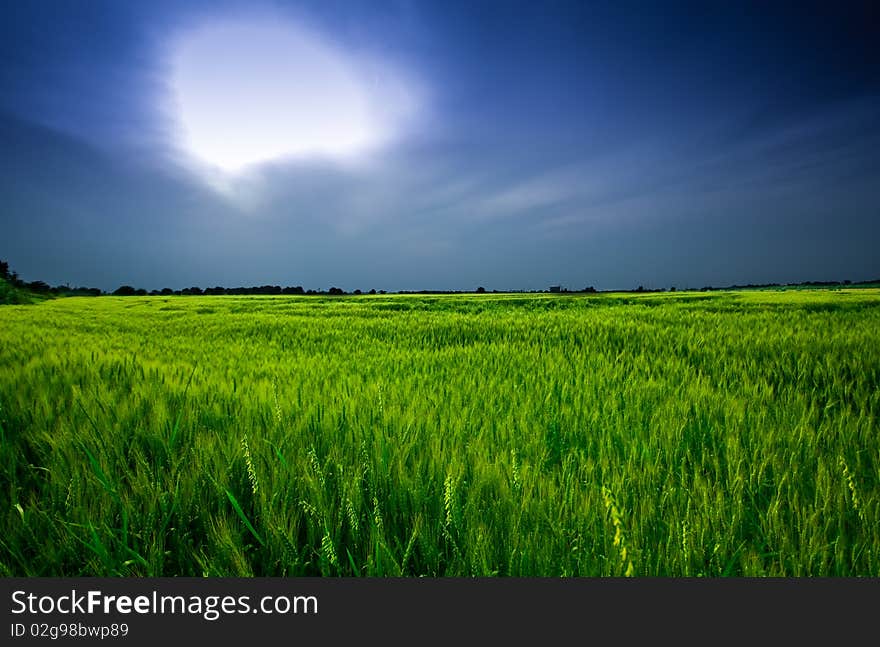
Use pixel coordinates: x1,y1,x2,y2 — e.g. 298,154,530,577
1,289,877,576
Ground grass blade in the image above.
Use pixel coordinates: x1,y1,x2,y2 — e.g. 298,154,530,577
225,488,265,547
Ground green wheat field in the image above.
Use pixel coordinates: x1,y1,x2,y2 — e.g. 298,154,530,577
1,289,878,576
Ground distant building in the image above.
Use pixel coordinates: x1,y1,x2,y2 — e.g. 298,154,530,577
549,285,561,293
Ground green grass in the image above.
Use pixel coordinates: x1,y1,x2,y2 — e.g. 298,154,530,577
0,289,878,576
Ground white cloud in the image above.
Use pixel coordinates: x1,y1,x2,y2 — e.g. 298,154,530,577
162,14,422,181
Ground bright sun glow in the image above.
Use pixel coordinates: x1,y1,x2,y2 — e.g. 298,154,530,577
167,18,416,173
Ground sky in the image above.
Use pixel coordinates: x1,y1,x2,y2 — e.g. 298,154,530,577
1,0,878,292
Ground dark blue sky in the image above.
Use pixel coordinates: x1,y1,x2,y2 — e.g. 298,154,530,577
2,0,878,291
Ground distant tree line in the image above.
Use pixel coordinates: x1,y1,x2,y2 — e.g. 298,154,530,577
113,285,380,296
3,259,879,300
0,260,102,296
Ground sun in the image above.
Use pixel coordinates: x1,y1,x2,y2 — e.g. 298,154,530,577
166,18,413,173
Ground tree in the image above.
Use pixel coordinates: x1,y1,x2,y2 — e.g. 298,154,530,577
0,260,9,280
113,285,137,296
476,286,486,293
27,280,51,293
